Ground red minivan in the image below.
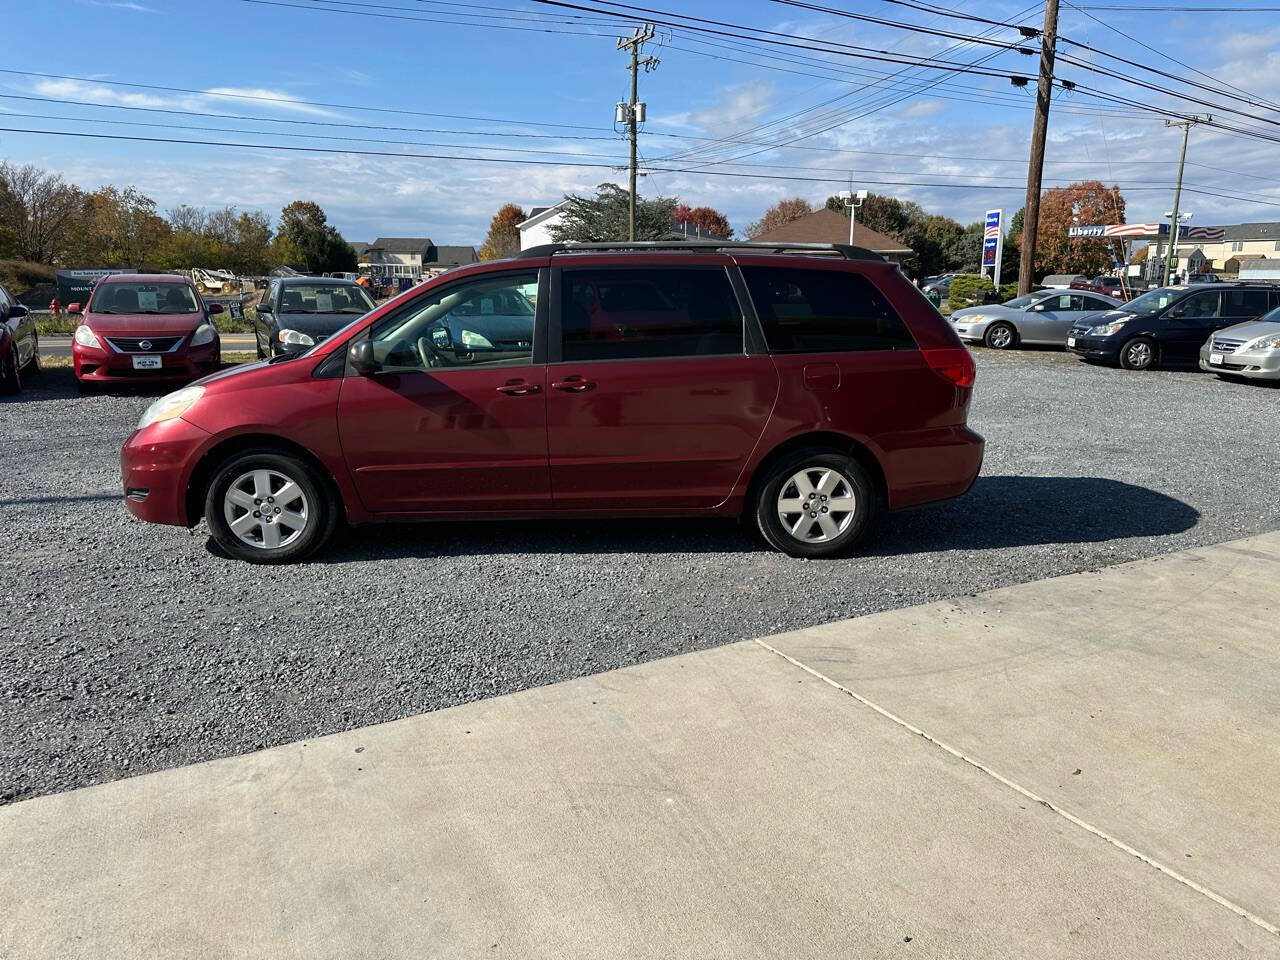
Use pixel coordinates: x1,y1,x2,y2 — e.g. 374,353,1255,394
120,243,983,563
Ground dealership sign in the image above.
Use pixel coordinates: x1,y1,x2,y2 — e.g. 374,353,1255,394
55,268,128,306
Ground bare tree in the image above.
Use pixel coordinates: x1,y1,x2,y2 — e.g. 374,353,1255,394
0,162,86,262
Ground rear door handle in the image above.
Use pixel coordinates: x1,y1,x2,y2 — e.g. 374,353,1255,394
551,376,596,392
496,380,541,396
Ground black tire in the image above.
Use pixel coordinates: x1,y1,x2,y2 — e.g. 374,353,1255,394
754,449,878,558
20,332,41,376
203,449,339,564
0,345,20,395
1119,336,1158,370
984,321,1018,350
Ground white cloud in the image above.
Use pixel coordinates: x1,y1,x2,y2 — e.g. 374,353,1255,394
901,100,944,119
687,84,775,138
79,0,155,11
29,79,343,120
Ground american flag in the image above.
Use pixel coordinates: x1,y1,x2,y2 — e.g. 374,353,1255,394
984,224,1001,241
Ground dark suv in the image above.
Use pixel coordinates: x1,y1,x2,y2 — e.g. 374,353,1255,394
1066,283,1280,370
120,242,983,563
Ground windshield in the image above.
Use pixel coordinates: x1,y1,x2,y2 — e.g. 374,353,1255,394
91,282,199,315
1002,293,1048,309
278,283,375,314
1120,288,1181,317
1251,305,1280,325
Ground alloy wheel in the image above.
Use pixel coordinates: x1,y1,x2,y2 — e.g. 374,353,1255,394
776,467,857,543
1125,341,1153,368
987,323,1014,349
222,468,310,549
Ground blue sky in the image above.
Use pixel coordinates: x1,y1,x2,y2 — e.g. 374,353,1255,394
2,0,1278,245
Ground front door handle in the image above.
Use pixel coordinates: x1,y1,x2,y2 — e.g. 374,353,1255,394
496,380,542,396
551,375,596,393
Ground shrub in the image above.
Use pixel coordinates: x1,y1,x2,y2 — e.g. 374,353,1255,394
948,274,993,310
998,282,1019,302
0,260,56,296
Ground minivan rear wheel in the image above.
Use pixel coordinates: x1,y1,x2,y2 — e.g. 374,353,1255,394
204,449,338,564
755,450,877,558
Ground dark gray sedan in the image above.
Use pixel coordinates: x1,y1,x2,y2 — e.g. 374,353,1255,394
254,277,376,358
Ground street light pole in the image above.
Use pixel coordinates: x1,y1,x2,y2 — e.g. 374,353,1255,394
840,188,867,246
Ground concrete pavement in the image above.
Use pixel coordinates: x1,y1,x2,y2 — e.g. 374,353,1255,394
3,533,1278,958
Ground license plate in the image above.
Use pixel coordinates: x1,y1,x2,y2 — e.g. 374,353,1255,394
132,355,162,370
1209,353,1223,365
1067,336,1076,347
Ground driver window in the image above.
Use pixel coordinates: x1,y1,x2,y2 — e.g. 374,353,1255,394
366,271,538,373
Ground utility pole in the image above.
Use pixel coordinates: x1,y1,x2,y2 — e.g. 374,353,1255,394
1161,115,1210,286
1017,0,1059,296
617,25,657,241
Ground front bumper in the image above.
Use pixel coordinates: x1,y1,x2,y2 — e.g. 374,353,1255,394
1199,344,1280,379
74,337,220,384
121,416,213,526
949,317,991,343
1066,332,1120,362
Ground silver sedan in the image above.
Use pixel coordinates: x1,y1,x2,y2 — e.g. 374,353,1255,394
950,290,1122,349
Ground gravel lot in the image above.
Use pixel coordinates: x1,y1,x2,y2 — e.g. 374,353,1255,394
2,352,1278,804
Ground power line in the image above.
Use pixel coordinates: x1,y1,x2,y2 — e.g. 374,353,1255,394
4,125,1279,206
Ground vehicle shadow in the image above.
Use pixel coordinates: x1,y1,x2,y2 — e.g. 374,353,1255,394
872,475,1199,555
274,474,1198,563
0,367,175,403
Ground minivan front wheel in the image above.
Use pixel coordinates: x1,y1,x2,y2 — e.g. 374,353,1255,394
1119,336,1157,370
755,451,877,558
205,450,338,563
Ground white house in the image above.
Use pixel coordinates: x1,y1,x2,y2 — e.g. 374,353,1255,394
517,202,569,251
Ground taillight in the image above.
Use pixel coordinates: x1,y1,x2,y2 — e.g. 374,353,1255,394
923,348,976,388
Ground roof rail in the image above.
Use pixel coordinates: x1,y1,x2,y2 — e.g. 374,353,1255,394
515,240,886,262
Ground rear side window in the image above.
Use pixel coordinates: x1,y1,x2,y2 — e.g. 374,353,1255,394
741,266,915,353
559,268,743,362
1222,289,1270,317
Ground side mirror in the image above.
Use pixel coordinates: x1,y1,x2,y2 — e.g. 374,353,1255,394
9,304,28,319
207,302,225,315
257,302,272,314
348,339,378,376
67,303,82,315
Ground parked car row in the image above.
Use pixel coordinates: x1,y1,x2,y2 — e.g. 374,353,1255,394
951,281,1280,382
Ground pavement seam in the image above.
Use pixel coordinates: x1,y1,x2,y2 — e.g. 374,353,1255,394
752,637,1280,939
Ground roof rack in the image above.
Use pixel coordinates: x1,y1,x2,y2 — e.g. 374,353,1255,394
515,240,886,262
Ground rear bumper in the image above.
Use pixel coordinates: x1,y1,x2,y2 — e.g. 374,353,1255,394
883,425,985,510
75,338,220,384
1199,344,1280,379
120,416,212,526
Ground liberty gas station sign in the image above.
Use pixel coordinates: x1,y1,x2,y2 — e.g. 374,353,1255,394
982,209,1004,287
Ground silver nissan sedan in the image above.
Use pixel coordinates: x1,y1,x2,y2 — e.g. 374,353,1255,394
950,289,1122,349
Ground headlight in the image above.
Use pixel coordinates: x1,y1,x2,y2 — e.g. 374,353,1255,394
1244,333,1280,351
460,329,494,349
1089,320,1128,336
137,385,204,431
190,323,217,346
278,328,315,347
74,324,101,348
962,315,984,324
